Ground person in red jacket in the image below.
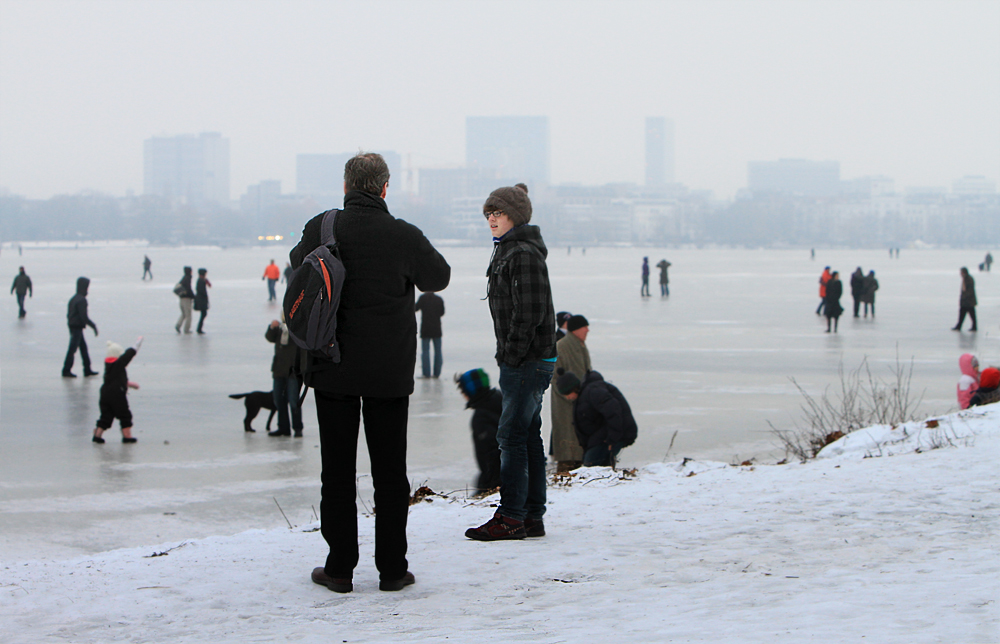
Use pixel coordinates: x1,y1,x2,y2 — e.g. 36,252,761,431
816,266,831,315
262,259,281,302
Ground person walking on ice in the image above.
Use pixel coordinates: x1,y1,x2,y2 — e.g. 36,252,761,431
10,266,32,318
263,259,281,302
92,337,143,444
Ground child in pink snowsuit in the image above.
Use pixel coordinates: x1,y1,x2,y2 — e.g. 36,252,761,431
957,353,980,410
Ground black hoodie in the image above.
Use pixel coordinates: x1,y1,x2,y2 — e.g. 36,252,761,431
67,277,96,330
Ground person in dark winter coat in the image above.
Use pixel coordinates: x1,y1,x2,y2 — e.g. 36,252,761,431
266,317,302,437
456,368,502,493
850,267,864,318
862,270,879,318
10,266,32,318
555,369,638,467
62,277,99,377
175,266,195,334
952,267,977,332
466,183,557,543
641,257,651,297
193,268,211,334
415,291,445,378
968,367,1000,407
656,259,671,296
142,255,152,280
292,152,450,594
823,271,844,333
92,338,142,443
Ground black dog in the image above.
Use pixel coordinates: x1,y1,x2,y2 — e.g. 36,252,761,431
229,391,276,432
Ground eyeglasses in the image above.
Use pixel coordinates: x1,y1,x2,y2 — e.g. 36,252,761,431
484,211,505,220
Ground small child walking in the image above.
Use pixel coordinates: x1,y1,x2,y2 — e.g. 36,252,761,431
92,337,143,444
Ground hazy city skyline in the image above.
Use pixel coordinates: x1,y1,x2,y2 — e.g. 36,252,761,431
1,0,997,201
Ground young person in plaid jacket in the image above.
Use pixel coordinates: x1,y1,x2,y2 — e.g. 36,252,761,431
466,183,558,541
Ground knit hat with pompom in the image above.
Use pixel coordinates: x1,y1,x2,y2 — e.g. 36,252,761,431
483,183,532,226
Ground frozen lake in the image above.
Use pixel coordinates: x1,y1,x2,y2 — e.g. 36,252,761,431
1,241,996,559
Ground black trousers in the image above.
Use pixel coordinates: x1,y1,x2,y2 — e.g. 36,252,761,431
315,390,409,582
957,306,977,330
62,327,91,374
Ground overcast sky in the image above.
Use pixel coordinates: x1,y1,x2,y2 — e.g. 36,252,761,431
1,0,998,201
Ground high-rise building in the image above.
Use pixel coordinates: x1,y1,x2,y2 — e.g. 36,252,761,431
747,159,841,196
466,116,550,185
645,117,675,187
143,132,230,204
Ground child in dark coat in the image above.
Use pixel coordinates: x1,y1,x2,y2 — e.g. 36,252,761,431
555,368,638,467
92,337,142,444
456,368,502,493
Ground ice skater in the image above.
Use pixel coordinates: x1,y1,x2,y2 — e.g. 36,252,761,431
92,337,143,444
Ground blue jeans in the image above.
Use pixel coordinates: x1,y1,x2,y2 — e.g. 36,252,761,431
420,337,442,378
497,360,553,522
583,441,624,467
272,375,302,433
267,279,277,301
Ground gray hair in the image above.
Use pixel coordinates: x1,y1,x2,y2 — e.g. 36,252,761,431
344,152,390,197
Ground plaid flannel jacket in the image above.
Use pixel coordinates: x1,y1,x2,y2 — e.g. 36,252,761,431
487,225,557,367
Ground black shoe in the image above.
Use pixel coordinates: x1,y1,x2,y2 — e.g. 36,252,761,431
311,567,352,593
197,330,205,335
92,434,105,444
84,370,100,377
268,430,291,437
294,430,303,437
525,518,545,538
465,513,526,541
62,371,77,378
122,437,137,444
952,326,961,331
379,571,415,592
175,325,181,334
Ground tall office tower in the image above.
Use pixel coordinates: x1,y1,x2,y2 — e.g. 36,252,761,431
466,116,550,185
143,132,230,204
645,117,675,187
297,151,402,201
747,159,841,196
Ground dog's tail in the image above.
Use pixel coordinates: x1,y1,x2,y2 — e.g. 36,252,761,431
229,393,251,400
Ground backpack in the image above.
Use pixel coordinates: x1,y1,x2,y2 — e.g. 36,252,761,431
282,209,346,362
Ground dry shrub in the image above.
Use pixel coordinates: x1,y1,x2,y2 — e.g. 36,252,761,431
771,348,925,461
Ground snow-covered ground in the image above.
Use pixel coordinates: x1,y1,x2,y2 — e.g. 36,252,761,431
3,405,998,644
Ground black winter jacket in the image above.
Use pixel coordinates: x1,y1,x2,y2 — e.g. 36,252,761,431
572,371,638,450
194,276,210,311
265,323,298,379
101,348,136,398
289,191,451,397
486,225,557,367
178,272,195,299
415,292,445,339
67,277,96,330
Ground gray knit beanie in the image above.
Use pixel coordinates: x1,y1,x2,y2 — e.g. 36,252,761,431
483,183,532,226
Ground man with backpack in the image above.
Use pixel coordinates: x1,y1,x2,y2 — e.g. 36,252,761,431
291,152,450,594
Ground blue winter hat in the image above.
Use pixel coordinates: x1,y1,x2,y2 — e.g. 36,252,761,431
456,369,490,397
